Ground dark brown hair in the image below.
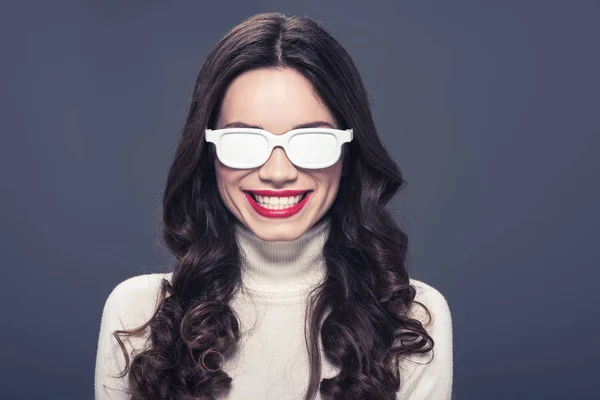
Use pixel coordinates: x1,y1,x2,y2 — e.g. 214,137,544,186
114,12,433,400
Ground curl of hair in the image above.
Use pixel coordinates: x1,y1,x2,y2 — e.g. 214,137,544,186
114,12,434,400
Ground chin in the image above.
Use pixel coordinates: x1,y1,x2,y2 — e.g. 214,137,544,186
247,219,312,242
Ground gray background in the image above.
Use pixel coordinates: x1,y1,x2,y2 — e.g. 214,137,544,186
1,1,598,399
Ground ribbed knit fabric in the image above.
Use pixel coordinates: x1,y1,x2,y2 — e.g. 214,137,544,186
94,218,453,400
234,217,329,299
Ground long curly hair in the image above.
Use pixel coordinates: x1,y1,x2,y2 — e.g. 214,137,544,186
113,12,434,400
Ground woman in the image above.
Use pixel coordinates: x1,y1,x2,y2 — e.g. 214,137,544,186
95,12,453,400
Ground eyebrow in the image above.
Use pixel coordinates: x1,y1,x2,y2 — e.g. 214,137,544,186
220,120,336,130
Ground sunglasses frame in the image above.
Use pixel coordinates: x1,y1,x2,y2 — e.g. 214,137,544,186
205,127,353,169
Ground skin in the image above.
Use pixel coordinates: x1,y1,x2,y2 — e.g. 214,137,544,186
214,67,343,242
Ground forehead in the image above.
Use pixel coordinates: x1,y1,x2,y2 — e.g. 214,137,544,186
217,67,335,133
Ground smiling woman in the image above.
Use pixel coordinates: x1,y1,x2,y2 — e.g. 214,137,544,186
212,67,348,241
94,12,452,400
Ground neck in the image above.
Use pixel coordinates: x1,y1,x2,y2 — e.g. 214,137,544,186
234,218,330,297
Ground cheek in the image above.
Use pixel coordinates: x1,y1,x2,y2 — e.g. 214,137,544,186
214,160,254,201
313,161,344,191
214,162,239,196
328,158,344,182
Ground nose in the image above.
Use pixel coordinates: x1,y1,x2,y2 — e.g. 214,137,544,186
257,147,298,186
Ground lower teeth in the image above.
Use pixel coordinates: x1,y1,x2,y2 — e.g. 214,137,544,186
260,204,297,209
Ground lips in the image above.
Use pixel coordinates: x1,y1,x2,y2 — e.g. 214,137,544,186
244,190,313,218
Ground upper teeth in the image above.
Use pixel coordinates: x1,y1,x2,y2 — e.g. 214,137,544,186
256,195,301,204
251,193,306,209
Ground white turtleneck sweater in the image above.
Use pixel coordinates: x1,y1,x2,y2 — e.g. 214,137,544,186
94,220,453,399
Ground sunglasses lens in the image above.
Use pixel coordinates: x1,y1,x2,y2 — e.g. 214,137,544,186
288,133,338,168
219,132,269,168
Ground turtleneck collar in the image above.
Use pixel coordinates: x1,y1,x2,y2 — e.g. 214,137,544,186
234,218,330,298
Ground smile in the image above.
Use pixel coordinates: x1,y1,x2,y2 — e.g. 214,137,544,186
244,190,313,218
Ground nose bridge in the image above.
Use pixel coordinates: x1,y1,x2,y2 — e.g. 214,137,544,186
258,145,298,185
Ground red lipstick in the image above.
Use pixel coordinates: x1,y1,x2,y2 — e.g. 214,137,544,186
244,190,313,218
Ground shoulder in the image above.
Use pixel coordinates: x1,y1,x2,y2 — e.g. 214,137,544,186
406,278,453,356
408,278,452,329
95,272,173,398
101,272,173,329
398,279,453,399
105,272,172,302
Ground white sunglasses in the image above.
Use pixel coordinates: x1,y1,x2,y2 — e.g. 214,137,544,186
205,127,353,169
